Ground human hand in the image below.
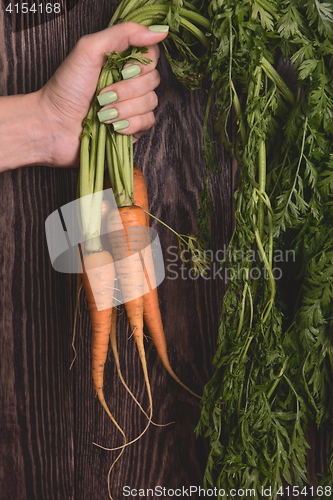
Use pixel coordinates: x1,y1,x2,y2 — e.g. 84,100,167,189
38,22,168,168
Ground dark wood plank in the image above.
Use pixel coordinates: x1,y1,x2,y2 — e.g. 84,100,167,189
0,2,76,499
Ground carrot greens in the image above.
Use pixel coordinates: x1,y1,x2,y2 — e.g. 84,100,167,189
189,0,333,496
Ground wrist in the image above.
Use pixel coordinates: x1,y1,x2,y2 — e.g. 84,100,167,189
0,91,54,172
37,84,81,168
27,90,55,167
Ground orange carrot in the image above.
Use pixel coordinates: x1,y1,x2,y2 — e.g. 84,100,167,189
109,307,154,422
80,246,127,500
100,183,167,427
70,273,83,370
103,166,199,398
80,247,126,435
133,165,149,222
106,205,153,437
132,166,200,399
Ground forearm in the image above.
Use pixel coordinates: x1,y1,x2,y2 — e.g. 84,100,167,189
0,91,52,172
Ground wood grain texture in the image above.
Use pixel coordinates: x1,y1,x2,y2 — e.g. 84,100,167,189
0,1,330,499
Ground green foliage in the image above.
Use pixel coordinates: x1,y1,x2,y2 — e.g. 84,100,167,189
187,0,333,496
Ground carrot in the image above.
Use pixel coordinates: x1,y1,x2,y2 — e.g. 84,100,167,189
109,306,155,422
70,273,83,370
133,165,149,222
80,246,126,442
106,204,153,440
93,185,169,429
132,165,200,399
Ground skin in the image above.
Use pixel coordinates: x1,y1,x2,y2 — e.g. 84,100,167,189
0,22,168,172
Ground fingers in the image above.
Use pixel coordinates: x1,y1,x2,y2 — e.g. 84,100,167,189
98,44,161,102
97,44,162,138
76,22,169,70
98,68,160,112
97,89,158,135
97,86,158,138
121,43,160,78
75,22,168,140
132,113,156,143
105,68,161,102
111,112,156,142
99,89,158,120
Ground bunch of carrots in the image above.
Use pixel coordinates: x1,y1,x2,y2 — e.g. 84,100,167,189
75,1,210,497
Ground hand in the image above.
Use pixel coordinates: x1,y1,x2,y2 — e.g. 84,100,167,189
38,21,168,168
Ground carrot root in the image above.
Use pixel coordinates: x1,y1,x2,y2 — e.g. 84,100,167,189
110,307,150,420
105,205,154,449
70,273,83,370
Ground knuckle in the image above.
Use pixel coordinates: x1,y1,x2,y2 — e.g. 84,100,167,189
121,20,136,32
155,70,161,87
146,112,156,129
126,78,139,95
75,34,90,53
74,34,97,64
150,91,158,110
148,44,160,66
151,69,161,89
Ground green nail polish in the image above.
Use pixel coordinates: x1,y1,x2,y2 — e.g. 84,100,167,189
148,25,169,33
97,107,118,123
113,119,129,132
97,91,118,106
121,64,141,80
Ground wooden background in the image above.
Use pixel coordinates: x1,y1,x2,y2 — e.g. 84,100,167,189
0,1,329,499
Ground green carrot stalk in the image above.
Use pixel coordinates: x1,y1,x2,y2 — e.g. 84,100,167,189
260,56,295,106
257,140,266,240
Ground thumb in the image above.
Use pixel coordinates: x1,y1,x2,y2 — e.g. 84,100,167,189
77,21,169,69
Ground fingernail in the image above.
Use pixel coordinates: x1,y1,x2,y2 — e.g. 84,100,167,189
97,91,118,106
113,119,129,132
97,107,119,123
148,25,169,33
121,64,141,80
